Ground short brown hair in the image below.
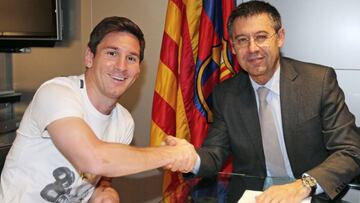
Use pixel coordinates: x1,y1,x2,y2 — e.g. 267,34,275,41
228,1,282,38
87,16,145,62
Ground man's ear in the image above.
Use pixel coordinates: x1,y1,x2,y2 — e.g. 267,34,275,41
84,48,94,68
277,27,285,48
229,38,236,55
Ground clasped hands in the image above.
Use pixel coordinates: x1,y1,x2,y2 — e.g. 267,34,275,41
162,136,198,173
160,137,310,203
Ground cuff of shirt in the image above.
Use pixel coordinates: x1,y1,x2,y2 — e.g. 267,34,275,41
191,153,201,174
315,183,324,195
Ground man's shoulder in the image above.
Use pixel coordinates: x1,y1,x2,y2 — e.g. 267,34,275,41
42,75,82,88
215,70,249,92
38,75,82,94
281,57,335,79
32,75,83,104
282,57,332,71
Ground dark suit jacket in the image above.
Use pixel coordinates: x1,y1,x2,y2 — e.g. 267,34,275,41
197,57,360,200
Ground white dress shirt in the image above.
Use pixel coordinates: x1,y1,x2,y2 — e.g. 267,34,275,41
249,66,295,179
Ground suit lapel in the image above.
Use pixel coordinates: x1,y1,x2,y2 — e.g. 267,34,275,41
279,58,302,175
236,71,266,171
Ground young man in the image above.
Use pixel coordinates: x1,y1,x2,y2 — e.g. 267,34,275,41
166,1,360,203
0,16,197,203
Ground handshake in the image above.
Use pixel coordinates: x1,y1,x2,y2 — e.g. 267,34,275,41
161,136,198,173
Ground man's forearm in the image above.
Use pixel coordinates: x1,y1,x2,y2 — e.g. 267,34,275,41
84,137,198,177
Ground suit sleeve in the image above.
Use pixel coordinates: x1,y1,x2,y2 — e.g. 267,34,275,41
307,68,360,199
196,86,231,177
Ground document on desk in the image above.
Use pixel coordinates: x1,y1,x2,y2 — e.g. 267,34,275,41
238,190,311,203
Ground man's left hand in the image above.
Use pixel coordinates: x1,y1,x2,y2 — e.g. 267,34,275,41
255,179,310,203
89,186,120,203
90,177,120,203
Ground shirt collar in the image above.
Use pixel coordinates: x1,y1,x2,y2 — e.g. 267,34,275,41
250,64,280,96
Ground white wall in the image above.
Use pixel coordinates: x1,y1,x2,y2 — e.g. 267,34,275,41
267,0,360,126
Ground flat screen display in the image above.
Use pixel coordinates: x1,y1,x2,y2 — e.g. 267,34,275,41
0,0,62,49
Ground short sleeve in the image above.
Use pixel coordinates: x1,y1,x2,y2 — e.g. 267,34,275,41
29,81,84,136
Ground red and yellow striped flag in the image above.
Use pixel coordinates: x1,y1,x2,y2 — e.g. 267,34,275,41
151,0,239,202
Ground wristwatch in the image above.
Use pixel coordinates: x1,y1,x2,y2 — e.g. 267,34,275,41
301,174,317,196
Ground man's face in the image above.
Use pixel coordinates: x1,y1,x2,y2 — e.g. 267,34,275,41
85,31,141,101
230,13,285,84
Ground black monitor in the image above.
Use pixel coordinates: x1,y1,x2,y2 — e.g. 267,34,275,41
0,0,63,51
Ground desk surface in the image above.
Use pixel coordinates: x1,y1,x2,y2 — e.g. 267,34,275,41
160,173,359,203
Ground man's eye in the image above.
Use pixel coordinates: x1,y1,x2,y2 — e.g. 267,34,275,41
255,35,268,42
237,38,249,43
106,51,118,56
127,55,139,63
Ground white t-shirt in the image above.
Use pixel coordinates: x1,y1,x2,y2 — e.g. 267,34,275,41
0,75,134,203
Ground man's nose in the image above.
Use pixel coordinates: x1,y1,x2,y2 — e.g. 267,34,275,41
115,56,127,70
248,38,260,52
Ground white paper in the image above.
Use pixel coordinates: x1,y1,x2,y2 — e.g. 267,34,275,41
237,190,312,203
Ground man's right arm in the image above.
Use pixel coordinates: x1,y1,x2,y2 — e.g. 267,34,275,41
47,117,198,177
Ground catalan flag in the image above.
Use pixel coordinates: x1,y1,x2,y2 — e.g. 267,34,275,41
150,0,239,202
